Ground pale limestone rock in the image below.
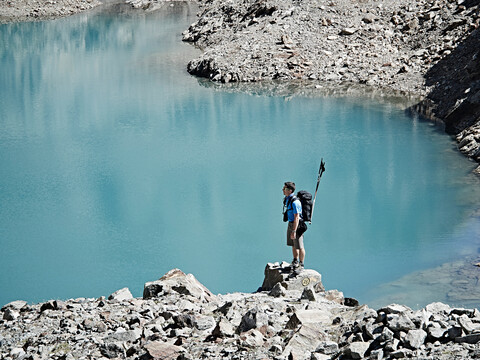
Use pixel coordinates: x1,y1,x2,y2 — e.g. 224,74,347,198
1,300,27,311
405,329,427,349
108,287,133,301
144,341,186,360
325,289,344,304
286,309,333,329
346,341,370,359
143,268,215,302
283,323,327,359
212,318,235,338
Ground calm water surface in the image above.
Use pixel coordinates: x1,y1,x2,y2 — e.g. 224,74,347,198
1,3,480,309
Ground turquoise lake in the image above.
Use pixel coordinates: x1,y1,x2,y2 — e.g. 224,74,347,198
1,2,480,309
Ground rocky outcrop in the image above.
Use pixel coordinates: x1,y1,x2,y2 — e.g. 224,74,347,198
2,266,480,359
261,261,325,292
0,0,101,24
181,0,478,93
143,268,215,302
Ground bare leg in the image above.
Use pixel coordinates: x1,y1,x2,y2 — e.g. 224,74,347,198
292,246,299,260
299,248,305,263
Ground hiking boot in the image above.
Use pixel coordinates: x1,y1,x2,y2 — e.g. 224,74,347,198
291,259,299,269
288,262,304,277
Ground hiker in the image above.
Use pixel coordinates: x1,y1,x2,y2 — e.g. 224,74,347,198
283,181,305,270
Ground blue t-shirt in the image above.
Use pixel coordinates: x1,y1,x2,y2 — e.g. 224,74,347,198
285,194,302,222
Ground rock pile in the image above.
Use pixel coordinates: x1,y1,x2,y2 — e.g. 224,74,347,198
2,265,480,359
181,0,479,96
458,123,480,170
0,0,101,24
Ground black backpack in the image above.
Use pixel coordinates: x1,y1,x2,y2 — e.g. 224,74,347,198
296,190,313,223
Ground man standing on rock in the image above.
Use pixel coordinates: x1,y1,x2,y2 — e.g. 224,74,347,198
283,182,305,271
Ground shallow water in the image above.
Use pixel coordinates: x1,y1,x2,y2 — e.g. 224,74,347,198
1,3,480,309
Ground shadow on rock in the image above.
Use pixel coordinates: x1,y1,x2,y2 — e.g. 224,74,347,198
417,26,480,135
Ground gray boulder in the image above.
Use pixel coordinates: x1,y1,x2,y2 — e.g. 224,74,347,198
387,314,416,332
212,318,235,338
301,286,316,301
269,282,286,297
404,329,427,349
283,323,327,359
238,309,257,333
286,309,332,329
143,268,215,302
100,342,124,359
455,333,480,344
427,325,447,341
104,329,142,343
448,326,464,340
426,302,451,314
458,314,480,334
345,341,370,359
194,315,215,331
379,327,395,342
380,304,412,314
261,261,291,290
315,340,339,355
239,329,265,347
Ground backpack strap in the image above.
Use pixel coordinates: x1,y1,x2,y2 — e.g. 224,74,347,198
283,195,297,213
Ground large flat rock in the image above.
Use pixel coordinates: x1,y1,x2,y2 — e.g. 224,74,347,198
261,261,324,292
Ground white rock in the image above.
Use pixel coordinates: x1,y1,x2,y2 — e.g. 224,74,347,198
108,287,133,301
347,341,370,359
405,329,427,349
10,348,26,359
1,300,27,311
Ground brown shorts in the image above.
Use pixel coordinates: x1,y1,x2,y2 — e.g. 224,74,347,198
287,221,304,249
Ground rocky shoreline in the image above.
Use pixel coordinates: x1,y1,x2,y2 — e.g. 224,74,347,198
3,265,480,360
179,0,480,171
0,0,101,24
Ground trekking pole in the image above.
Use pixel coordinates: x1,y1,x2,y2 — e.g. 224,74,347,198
310,158,326,224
